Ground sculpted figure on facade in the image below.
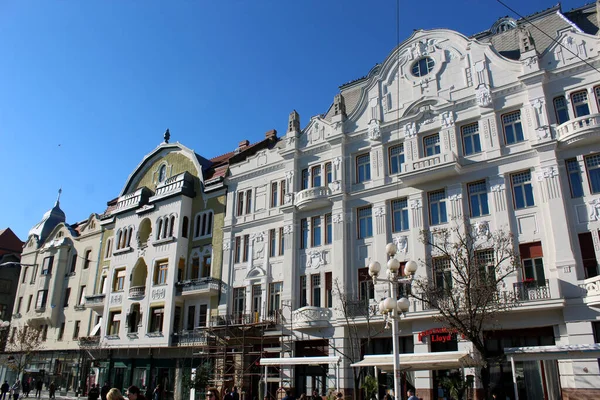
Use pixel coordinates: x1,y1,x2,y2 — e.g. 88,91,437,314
368,119,381,141
476,85,492,107
405,122,417,139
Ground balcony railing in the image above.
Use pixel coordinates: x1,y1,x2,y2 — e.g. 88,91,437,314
513,280,551,301
128,285,146,299
292,306,333,328
172,329,209,346
580,274,600,307
176,277,221,295
84,294,106,307
556,113,600,141
401,152,461,185
210,311,280,327
295,186,332,210
78,336,100,347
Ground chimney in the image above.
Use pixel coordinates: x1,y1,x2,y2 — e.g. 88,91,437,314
238,140,249,149
265,129,277,140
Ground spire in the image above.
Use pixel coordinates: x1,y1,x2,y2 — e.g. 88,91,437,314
164,129,170,144
56,188,62,206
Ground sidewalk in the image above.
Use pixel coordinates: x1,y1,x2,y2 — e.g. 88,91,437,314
19,390,80,400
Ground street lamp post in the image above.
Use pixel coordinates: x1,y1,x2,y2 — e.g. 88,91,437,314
368,243,418,400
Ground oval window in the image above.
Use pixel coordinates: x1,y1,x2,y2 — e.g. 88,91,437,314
411,57,435,77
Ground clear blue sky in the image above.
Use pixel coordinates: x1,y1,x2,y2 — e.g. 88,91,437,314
0,0,587,241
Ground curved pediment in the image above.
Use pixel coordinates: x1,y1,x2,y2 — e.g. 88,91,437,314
540,28,600,71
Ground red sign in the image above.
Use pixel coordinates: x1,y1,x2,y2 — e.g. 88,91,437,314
418,328,457,342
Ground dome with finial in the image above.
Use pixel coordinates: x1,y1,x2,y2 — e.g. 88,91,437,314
28,189,66,244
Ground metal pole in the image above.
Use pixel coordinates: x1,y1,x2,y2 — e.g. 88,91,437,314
264,365,268,400
510,356,519,400
389,282,400,400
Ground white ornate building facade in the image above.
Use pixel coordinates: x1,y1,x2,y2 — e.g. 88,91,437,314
220,3,600,400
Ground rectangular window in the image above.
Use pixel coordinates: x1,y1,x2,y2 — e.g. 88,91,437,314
27,295,32,312
596,86,600,111
187,306,195,330
78,285,86,305
312,275,321,307
271,182,278,207
311,216,321,247
63,288,71,307
21,267,27,284
433,257,452,292
269,282,283,314
502,111,524,144
269,229,276,257
70,253,77,274
429,189,448,225
234,236,241,263
41,256,54,275
278,227,285,256
58,322,65,341
16,297,22,314
301,218,309,249
461,123,481,155
475,249,496,282
83,250,92,269
585,154,600,194
356,153,371,183
312,165,322,187
325,213,333,244
511,171,535,209
300,276,307,308
468,180,489,217
198,304,208,327
36,290,48,310
252,284,262,316
554,96,570,124
389,144,405,174
191,257,200,280
154,261,168,285
245,190,252,214
109,311,121,335
520,242,546,286
572,90,590,117
325,162,333,184
578,232,599,279
236,192,244,216
325,272,332,308
423,134,441,156
233,287,245,316
201,257,211,278
302,169,309,190
41,325,48,341
357,206,373,239
359,268,374,301
566,158,584,198
280,180,286,205
73,320,80,339
243,234,249,262
391,198,409,232
150,307,165,332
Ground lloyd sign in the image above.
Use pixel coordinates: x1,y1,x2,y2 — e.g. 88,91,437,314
418,328,457,343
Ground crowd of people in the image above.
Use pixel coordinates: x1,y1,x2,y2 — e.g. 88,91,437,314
0,379,58,400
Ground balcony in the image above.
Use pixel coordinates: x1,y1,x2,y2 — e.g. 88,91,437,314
210,311,280,327
84,294,106,311
172,329,209,346
78,336,100,347
556,113,600,145
400,152,461,185
176,277,221,297
513,280,551,301
291,306,333,329
128,285,146,299
580,275,600,308
295,187,332,211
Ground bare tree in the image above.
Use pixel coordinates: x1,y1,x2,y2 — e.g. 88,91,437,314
332,278,383,400
1,326,45,379
410,222,520,398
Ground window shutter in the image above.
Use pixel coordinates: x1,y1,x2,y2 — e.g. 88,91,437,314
519,242,543,259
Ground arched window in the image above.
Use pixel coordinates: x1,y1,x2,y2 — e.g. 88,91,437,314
182,217,189,238
193,211,214,239
126,227,133,247
106,239,112,258
157,219,163,240
158,165,167,183
116,230,123,250
169,216,175,238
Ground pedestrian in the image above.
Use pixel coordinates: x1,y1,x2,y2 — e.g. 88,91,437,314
407,389,418,400
232,387,239,400
224,388,233,400
21,381,29,399
152,384,162,400
298,394,306,400
34,381,42,399
205,388,220,400
101,383,110,400
88,384,100,400
11,380,21,400
282,390,294,400
1,381,10,400
107,389,124,400
126,386,146,400
48,382,56,400
311,390,320,400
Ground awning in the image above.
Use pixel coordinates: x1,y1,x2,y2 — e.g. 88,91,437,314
351,351,478,372
504,344,600,361
259,356,340,366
